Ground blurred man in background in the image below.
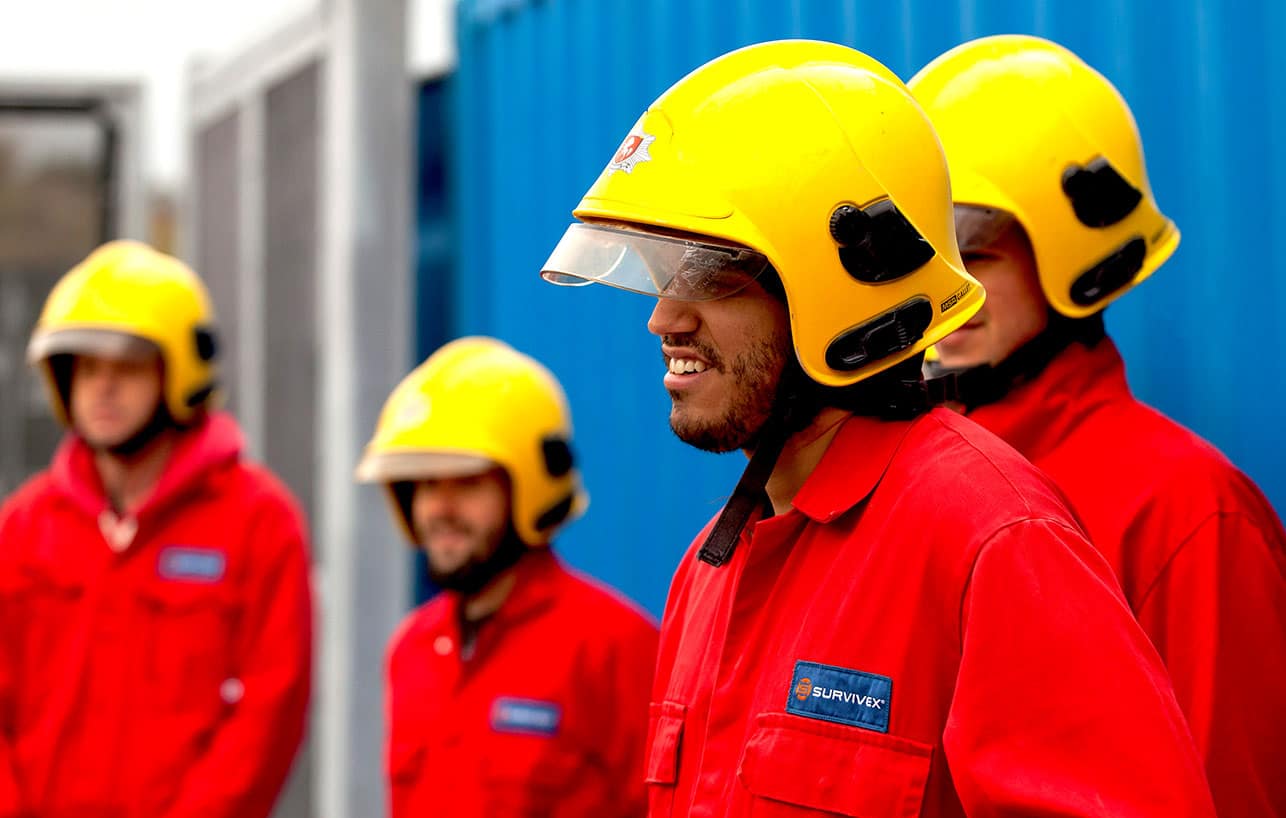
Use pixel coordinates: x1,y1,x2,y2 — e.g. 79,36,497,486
913,35,1286,817
543,39,1216,817
0,240,313,818
357,336,657,818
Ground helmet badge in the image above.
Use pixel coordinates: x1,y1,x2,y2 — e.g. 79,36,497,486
607,129,655,175
396,394,431,428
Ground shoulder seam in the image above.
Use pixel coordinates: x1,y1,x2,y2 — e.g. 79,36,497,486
958,515,1088,649
1135,509,1275,611
923,413,1037,516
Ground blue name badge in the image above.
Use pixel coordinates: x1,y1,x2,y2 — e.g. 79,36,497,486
158,547,227,583
490,697,562,737
786,660,892,733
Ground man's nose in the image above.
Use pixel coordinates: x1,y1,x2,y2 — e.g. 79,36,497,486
647,298,699,337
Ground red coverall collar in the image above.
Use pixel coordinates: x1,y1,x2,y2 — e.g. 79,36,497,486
48,411,245,518
788,412,920,524
969,337,1132,460
440,547,563,630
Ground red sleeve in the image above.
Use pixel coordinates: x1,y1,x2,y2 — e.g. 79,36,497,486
0,655,20,818
945,518,1217,817
0,502,28,817
161,497,314,818
384,621,421,818
1135,510,1286,817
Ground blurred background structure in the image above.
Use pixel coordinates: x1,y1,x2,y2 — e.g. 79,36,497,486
2,1,1283,816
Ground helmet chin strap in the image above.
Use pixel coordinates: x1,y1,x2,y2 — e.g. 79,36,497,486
696,357,818,566
926,311,1106,410
696,357,932,567
695,409,793,567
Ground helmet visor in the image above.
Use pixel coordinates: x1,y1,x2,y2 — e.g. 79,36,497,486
355,450,498,484
954,204,1016,254
540,223,771,302
27,327,159,365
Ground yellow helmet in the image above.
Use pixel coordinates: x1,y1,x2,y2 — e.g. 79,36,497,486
27,240,221,426
541,39,983,386
355,337,587,547
910,35,1179,318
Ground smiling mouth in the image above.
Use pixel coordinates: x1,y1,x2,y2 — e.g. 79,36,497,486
667,357,710,375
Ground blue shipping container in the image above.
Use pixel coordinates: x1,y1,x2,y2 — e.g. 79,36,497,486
437,0,1286,617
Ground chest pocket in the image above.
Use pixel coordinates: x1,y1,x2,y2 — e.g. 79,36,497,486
387,740,428,818
738,712,932,817
137,577,238,716
645,701,686,818
11,559,91,722
14,556,89,619
479,732,585,818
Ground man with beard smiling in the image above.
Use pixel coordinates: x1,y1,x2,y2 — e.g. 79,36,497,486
356,336,657,818
541,40,1215,817
0,241,312,818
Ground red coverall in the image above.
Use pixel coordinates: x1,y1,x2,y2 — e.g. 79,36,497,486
647,409,1216,818
966,338,1286,817
387,547,658,818
0,412,313,818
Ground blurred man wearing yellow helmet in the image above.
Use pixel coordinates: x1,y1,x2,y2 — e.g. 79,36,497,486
913,35,1286,817
543,39,1214,818
356,336,657,818
0,240,312,818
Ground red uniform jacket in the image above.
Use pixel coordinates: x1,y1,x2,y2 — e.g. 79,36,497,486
387,548,658,818
648,410,1215,818
0,413,313,818
967,338,1286,817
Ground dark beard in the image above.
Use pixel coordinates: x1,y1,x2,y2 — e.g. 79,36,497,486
429,527,528,595
665,332,786,453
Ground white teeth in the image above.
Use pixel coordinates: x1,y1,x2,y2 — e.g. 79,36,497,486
668,358,709,375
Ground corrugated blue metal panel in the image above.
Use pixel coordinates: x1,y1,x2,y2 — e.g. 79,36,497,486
448,0,1285,618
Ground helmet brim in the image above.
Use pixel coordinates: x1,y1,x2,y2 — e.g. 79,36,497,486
27,327,160,365
354,450,499,484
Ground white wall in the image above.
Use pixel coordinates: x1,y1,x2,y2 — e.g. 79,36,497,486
0,0,453,192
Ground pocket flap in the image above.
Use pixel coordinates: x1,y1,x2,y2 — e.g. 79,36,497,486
646,701,686,785
137,576,235,612
738,712,932,817
388,740,426,784
17,558,89,596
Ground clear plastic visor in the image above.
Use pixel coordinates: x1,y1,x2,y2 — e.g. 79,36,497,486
954,204,1016,254
27,328,160,365
540,223,771,302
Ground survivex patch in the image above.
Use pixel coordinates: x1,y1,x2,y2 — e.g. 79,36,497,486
787,660,891,733
157,546,227,583
490,697,561,737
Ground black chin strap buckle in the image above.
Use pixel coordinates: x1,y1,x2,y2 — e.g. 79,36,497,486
1070,237,1146,307
826,298,933,373
924,370,959,406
